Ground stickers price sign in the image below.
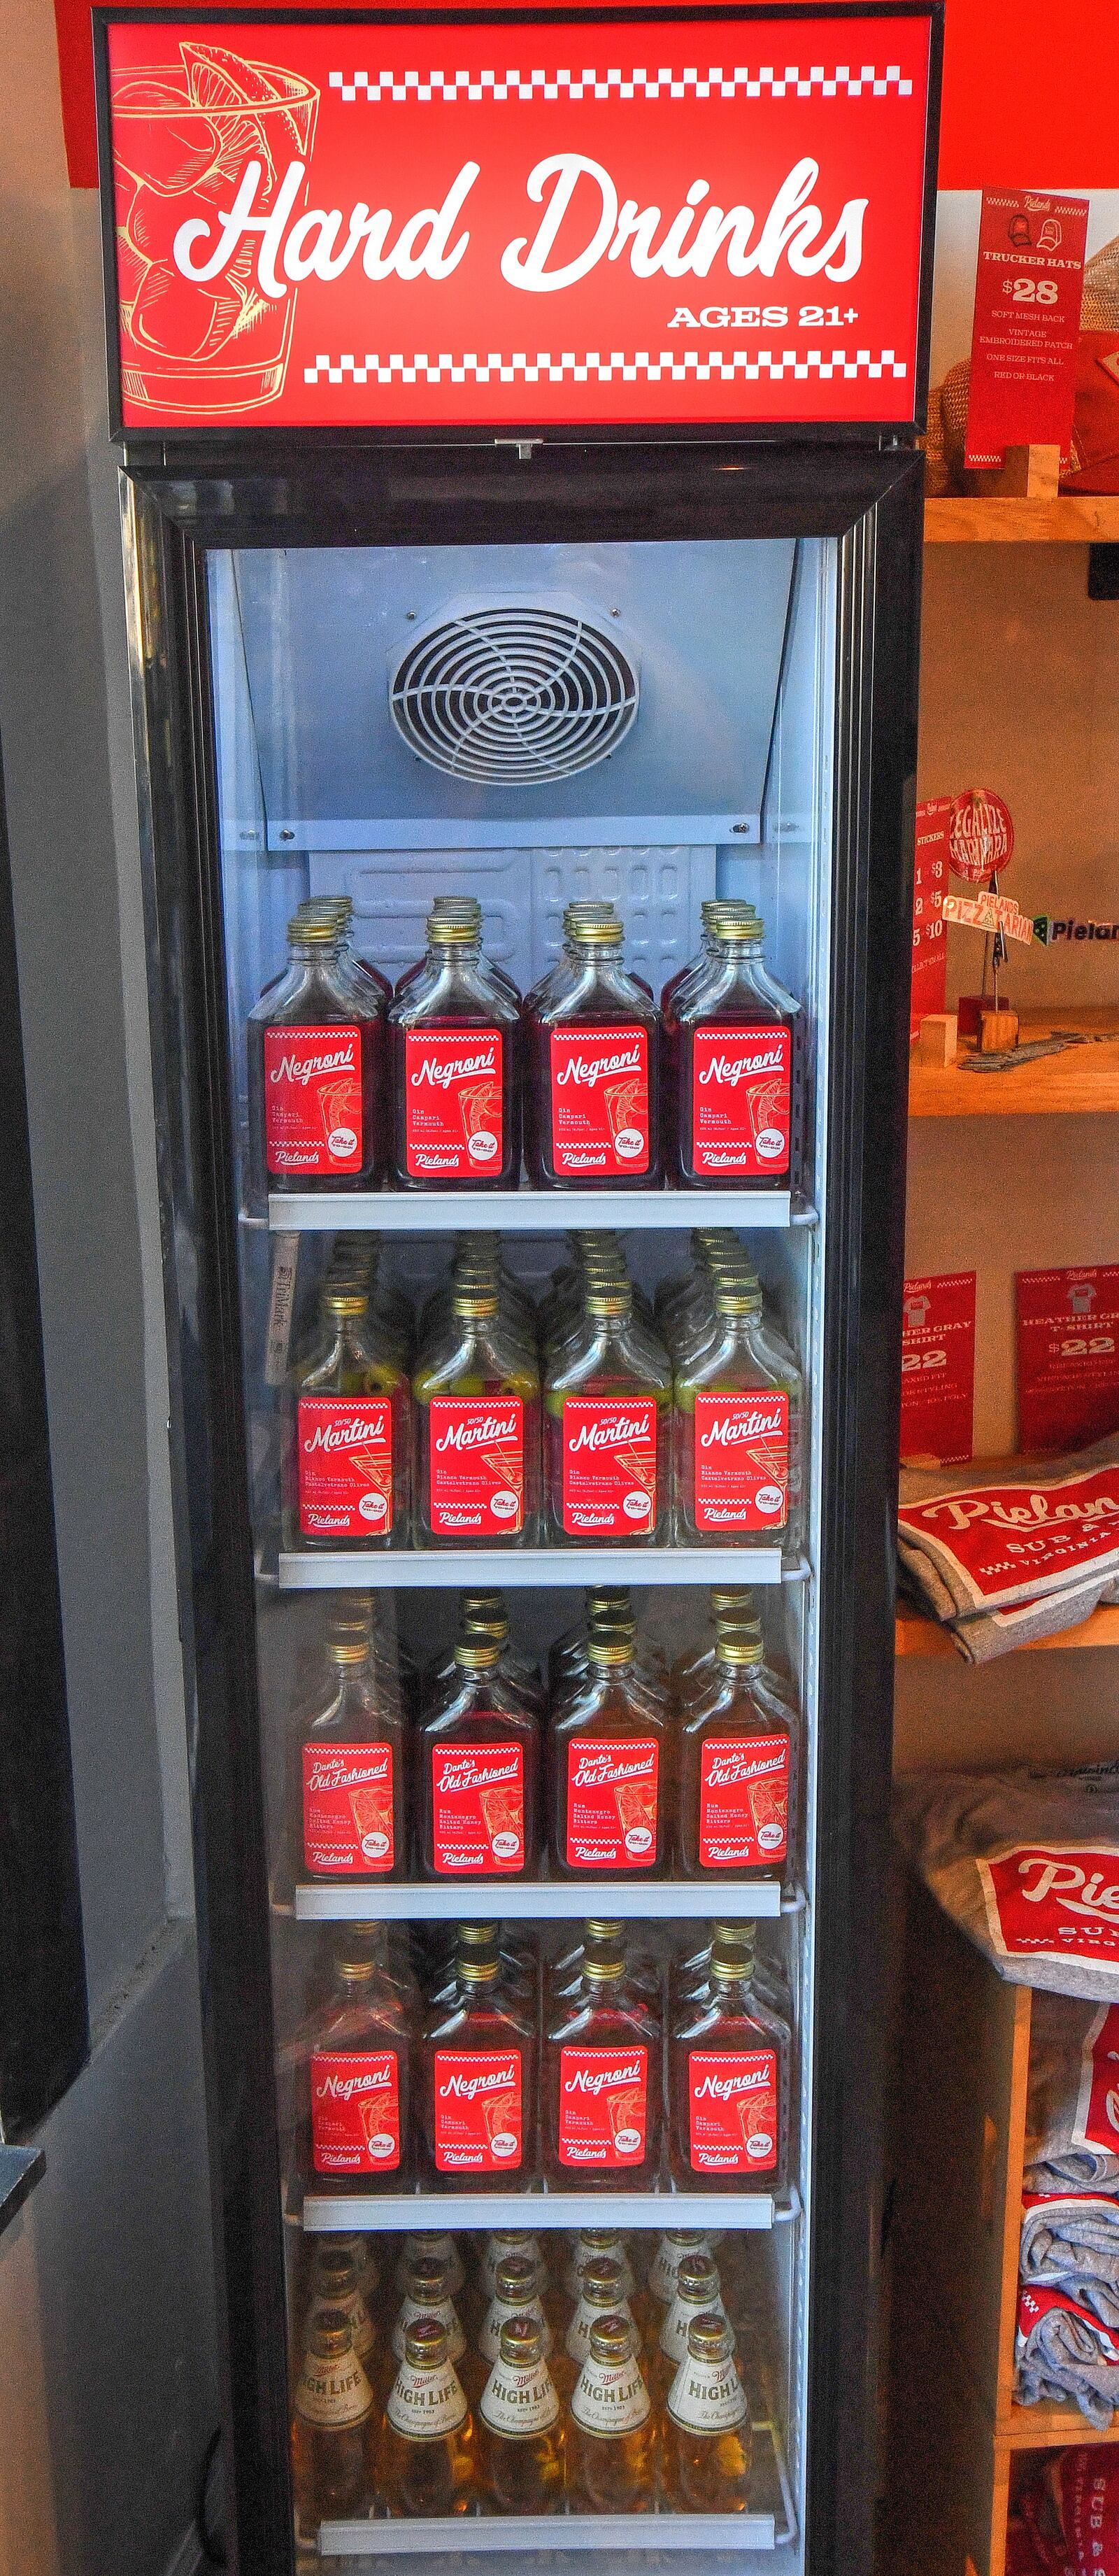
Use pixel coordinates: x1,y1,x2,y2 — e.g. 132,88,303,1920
900,1273,976,1464
965,189,1089,472
911,798,949,1041
1016,1267,1119,1456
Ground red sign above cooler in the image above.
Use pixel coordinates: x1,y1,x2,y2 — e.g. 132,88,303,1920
97,11,934,434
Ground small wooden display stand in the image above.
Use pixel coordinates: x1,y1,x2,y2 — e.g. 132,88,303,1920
883,1881,1119,2576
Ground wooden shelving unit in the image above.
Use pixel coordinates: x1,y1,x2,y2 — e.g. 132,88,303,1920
909,1009,1119,1118
896,1603,1119,1658
926,494,1119,544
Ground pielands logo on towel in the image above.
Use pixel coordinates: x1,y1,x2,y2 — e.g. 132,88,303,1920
979,1847,1119,1965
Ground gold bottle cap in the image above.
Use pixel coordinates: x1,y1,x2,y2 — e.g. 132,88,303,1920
428,915,480,944
581,2257,627,2309
588,2314,635,2363
583,1948,627,1984
462,1590,507,1618
494,2254,540,2303
457,1940,500,1984
499,2315,546,2368
585,1587,632,1611
323,1287,369,1318
712,915,764,942
711,1929,756,1981
583,1918,625,1943
327,1638,371,1668
456,1920,500,1951
687,2313,736,2362
716,1633,764,1666
586,1632,636,1668
309,2308,355,2361
713,1283,763,1315
404,2317,450,2370
462,1612,509,1643
710,1586,758,1614
585,1287,632,1319
454,1636,504,1671
566,917,624,946
676,2253,721,2305
452,1286,499,1317
407,2256,450,2302
334,1946,378,1985
578,2230,625,2251
313,2248,359,2295
288,913,343,946
702,898,757,923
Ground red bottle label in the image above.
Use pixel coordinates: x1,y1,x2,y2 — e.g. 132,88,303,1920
687,2048,778,2174
549,1025,650,1177
693,1392,788,1531
303,1741,395,1874
297,1395,394,1539
560,1396,657,1537
430,1741,525,1874
565,1738,660,1869
427,1396,525,1536
311,2047,401,2174
263,1024,363,1176
432,2049,523,2172
691,1024,791,1177
557,2045,649,2168
404,1028,504,1178
698,1736,789,1870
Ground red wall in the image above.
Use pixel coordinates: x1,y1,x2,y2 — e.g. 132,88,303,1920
52,0,1119,192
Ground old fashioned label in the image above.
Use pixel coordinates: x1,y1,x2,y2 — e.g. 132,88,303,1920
698,1734,789,1870
667,2347,749,2433
264,1023,363,1175
480,2353,560,2437
432,2047,523,2172
687,2047,779,2175
404,1027,504,1177
977,1848,1119,1970
427,1394,525,1536
693,1392,789,1531
386,2354,469,2440
479,2289,553,2367
294,2342,374,2430
303,1740,395,1874
690,1024,791,1176
560,1396,657,1537
392,2293,465,2365
565,1737,660,1870
297,1394,394,1540
549,1025,650,1177
429,1741,525,1875
557,2045,649,2168
311,2046,401,2174
571,2348,651,2436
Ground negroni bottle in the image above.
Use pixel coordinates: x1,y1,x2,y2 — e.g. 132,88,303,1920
379,2317,476,2517
389,905,522,1189
299,1633,406,1883
291,2309,377,2533
544,1282,671,1548
550,1625,672,1879
673,1279,804,1553
287,1285,413,1551
526,907,662,1187
669,1930,790,2194
664,2313,753,2511
679,1630,797,1884
422,1931,537,2190
667,912,800,1189
419,1636,540,1883
543,1934,662,2191
249,913,384,1198
479,2315,566,2515
569,2314,656,2512
306,1940,413,2192
413,1279,541,1547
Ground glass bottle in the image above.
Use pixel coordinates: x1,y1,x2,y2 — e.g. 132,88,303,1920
641,2230,712,2344
667,912,800,1189
669,1930,790,2193
421,1932,537,2189
550,1626,672,1879
562,2229,636,2308
475,2230,555,2328
545,1282,671,1548
525,909,662,1188
286,1285,413,1551
544,1937,662,2191
413,1280,541,1547
306,1940,413,2191
389,906,522,1189
555,2252,641,2405
378,2316,476,2517
650,2249,729,2405
249,914,384,1198
479,2314,566,2514
679,1630,797,1883
305,2244,380,2400
569,2313,657,2512
283,895,394,1007
394,2230,465,2300
299,1634,407,1883
549,1917,659,2004
396,896,521,1007
419,1634,540,1884
291,2309,376,2534
429,1592,543,1715
673,1280,804,1552
467,2250,554,2409
664,2312,753,2511
387,2251,468,2413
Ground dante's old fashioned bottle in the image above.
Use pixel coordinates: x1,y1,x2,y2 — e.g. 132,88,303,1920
526,905,662,1188
419,1634,540,1884
479,2314,566,2514
299,1627,406,1883
550,1622,672,1879
666,910,800,1189
678,1628,797,1885
291,2309,376,2533
379,2318,476,2517
250,912,384,1196
390,902,522,1189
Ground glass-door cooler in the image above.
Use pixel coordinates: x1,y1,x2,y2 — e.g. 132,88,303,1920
95,10,939,2574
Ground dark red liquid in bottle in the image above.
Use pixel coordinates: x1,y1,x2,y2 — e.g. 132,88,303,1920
248,917,385,1198
525,913,662,1189
389,914,521,1190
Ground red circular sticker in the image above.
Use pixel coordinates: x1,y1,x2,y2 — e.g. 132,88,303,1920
948,790,1014,884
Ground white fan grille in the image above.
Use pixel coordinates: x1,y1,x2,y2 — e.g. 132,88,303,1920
389,605,639,785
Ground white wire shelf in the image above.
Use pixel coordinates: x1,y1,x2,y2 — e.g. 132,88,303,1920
301,2185,799,2232
291,1877,793,1923
277,1546,805,1590
266,1187,813,1233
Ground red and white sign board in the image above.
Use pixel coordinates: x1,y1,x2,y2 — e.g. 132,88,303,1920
1016,1266,1119,1457
911,797,949,1040
965,187,1089,472
98,13,933,433
900,1272,976,1464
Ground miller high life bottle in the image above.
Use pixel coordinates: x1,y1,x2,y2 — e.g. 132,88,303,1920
526,903,662,1188
664,2312,754,2511
306,1939,413,2191
665,910,799,1189
555,2251,641,2405
544,1930,662,2191
679,1629,797,1885
286,1283,412,1550
299,1629,406,1883
550,1621,671,1879
466,2249,554,2409
669,1928,790,2193
650,2249,729,2405
569,2312,657,2512
304,2244,380,2397
641,2230,713,2344
419,1634,540,1883
389,899,522,1188
422,1928,536,2190
394,2230,465,2300
413,1271,541,1547
387,2250,468,2412
479,2314,566,2515
562,2228,637,2307
378,2316,476,2519
249,910,385,1198
291,2307,376,2534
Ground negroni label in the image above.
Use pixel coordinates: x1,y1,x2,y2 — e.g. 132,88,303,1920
427,1395,525,1536
557,2046,648,2167
977,1846,1119,1969
432,2048,523,2171
549,1025,650,1176
404,1027,504,1177
687,2048,778,2174
693,1391,788,1531
566,1737,660,1869
302,1740,395,1874
691,1023,791,1176
698,1734,789,1870
561,1395,657,1536
264,1024,362,1175
297,1395,394,1539
429,1741,525,1874
311,2046,401,2174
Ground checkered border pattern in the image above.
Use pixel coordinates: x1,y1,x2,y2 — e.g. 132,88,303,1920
303,347,908,385
328,62,913,101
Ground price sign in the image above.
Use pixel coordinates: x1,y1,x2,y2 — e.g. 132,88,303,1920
900,1273,976,1464
911,798,949,1040
1016,1267,1119,1456
965,188,1089,472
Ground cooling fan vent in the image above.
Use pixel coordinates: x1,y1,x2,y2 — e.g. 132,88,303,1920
389,604,639,786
